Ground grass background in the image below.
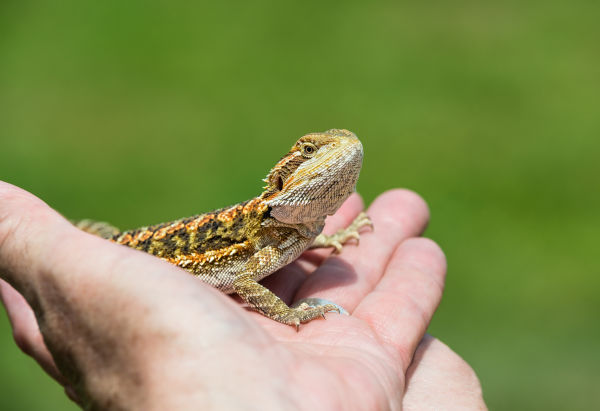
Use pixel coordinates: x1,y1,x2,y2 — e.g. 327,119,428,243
1,1,598,409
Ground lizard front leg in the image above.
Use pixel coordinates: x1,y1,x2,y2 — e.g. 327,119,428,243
311,211,373,253
233,246,339,329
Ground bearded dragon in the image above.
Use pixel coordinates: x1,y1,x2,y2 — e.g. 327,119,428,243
76,129,371,328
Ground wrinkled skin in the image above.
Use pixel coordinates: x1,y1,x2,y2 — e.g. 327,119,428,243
0,181,486,410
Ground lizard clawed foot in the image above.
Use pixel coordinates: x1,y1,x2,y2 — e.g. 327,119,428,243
292,297,349,315
311,211,373,253
276,298,344,331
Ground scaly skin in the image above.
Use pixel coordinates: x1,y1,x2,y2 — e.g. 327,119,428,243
76,129,371,328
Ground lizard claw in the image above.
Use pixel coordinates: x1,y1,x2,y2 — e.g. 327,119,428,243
331,241,344,254
292,298,348,315
276,298,346,331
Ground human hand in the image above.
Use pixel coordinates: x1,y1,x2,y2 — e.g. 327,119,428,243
0,182,485,410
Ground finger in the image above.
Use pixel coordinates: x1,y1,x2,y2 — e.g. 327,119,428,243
0,279,66,384
295,189,430,311
262,193,364,303
353,238,446,369
0,180,192,305
65,385,82,405
0,181,252,337
0,182,74,290
403,335,486,410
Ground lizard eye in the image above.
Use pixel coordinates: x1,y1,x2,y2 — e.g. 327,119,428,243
301,143,317,158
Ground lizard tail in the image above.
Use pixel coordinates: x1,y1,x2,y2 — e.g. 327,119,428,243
72,219,120,239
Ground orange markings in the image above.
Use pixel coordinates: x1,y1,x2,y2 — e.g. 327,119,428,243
153,221,186,240
185,214,213,231
217,199,268,223
242,198,267,214
135,230,153,243
115,233,133,245
167,222,185,234
153,227,169,240
164,241,251,267
217,205,242,223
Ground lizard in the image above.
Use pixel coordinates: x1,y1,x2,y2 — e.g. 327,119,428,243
75,129,371,329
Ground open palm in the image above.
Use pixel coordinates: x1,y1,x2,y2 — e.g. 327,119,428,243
0,183,482,410
247,190,445,409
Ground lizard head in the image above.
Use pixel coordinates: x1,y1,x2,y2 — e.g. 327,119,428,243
261,129,363,224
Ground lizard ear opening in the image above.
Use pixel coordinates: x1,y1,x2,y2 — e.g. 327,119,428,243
277,176,284,191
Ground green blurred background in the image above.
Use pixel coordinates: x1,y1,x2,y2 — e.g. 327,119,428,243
1,1,598,409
